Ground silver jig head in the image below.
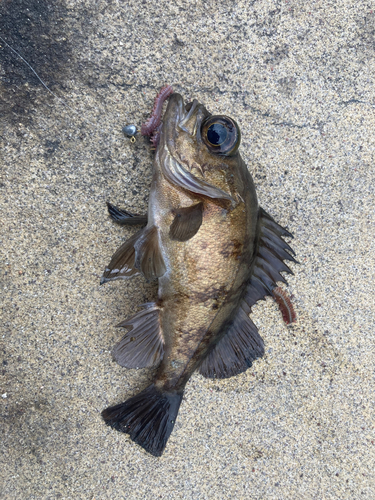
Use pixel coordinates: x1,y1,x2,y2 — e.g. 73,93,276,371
122,124,138,143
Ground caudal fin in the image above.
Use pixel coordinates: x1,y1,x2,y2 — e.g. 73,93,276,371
101,384,183,457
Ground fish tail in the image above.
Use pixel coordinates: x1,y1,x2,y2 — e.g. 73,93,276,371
101,384,183,457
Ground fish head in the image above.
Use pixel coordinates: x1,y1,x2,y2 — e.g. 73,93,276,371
158,93,244,202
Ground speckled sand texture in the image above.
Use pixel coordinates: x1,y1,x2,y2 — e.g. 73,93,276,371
1,0,374,498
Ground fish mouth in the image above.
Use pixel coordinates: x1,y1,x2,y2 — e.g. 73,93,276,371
161,93,210,152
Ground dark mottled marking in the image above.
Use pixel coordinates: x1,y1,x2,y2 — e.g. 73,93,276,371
220,239,243,259
191,285,227,306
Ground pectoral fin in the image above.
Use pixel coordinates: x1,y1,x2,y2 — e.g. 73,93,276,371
169,202,203,242
199,303,264,379
113,303,164,368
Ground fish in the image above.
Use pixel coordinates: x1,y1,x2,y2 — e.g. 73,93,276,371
100,86,297,456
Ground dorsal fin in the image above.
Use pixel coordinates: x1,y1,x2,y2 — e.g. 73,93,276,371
199,303,264,379
199,207,296,379
244,207,297,309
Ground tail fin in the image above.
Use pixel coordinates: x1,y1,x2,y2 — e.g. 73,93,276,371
101,384,183,457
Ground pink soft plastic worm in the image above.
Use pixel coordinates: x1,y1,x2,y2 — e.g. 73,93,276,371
272,287,296,325
149,124,162,149
141,85,174,137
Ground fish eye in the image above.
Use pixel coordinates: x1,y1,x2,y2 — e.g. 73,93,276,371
201,115,241,155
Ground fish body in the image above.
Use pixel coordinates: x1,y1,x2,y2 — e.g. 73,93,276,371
101,91,296,456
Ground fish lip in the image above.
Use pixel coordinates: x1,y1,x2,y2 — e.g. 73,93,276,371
163,93,186,129
177,99,200,133
160,93,188,160
161,93,209,157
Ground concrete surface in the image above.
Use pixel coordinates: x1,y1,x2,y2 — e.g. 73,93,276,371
1,0,374,498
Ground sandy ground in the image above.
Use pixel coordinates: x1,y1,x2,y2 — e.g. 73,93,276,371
1,0,374,498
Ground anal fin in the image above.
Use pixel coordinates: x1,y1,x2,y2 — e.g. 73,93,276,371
199,302,264,379
113,303,163,368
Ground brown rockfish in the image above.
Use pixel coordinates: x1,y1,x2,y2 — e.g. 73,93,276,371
101,87,297,456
